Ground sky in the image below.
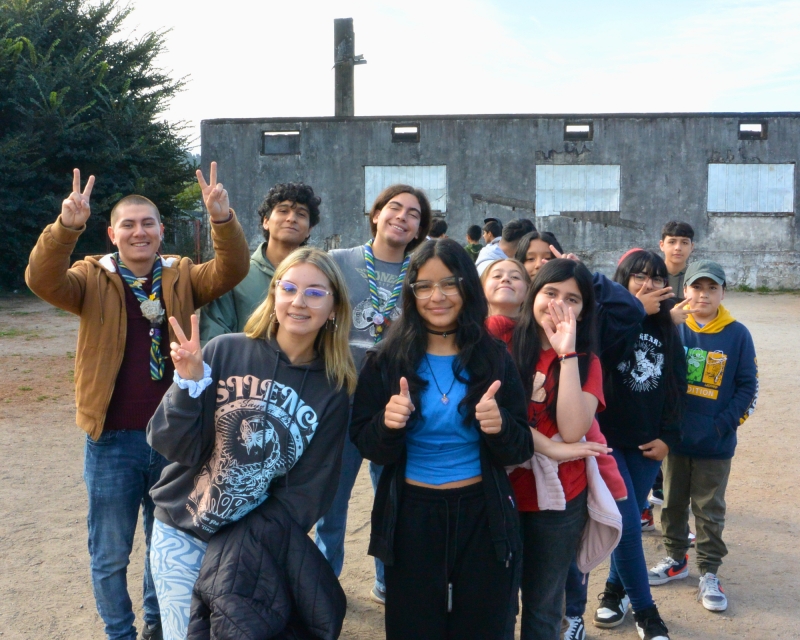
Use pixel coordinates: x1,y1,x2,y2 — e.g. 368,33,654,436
106,0,800,149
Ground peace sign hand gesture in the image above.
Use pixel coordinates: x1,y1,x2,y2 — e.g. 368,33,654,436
61,169,95,230
542,300,577,356
168,315,204,382
196,161,230,221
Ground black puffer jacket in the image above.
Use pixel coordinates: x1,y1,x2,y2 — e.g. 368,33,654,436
187,499,346,640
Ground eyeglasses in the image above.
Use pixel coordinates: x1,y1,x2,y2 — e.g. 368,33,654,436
275,280,333,308
409,277,463,299
632,273,667,288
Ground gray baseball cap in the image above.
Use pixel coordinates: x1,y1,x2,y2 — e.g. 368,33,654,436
684,260,726,286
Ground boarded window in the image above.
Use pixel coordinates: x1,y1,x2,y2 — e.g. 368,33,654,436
364,165,447,212
535,165,620,214
262,131,300,155
707,164,794,213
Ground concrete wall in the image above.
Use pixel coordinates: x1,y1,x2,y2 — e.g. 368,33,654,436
201,112,800,287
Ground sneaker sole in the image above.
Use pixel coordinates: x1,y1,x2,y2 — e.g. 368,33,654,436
369,589,386,605
649,567,689,586
593,602,630,628
649,493,664,505
641,523,656,531
702,599,728,612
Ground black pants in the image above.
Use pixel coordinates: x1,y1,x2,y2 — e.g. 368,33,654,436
384,482,518,640
519,489,588,640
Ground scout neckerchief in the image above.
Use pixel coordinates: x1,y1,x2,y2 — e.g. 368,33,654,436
363,239,409,342
114,253,166,380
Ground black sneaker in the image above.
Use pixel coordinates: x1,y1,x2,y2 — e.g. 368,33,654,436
141,620,163,640
593,582,630,628
634,606,670,640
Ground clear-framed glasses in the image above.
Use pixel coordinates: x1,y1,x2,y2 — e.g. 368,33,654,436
275,280,333,308
632,273,667,288
409,276,463,299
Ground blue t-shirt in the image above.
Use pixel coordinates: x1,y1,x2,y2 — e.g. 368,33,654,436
405,354,482,485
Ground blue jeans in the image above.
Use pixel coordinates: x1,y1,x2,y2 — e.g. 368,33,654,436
606,447,662,612
564,560,587,618
519,489,588,640
150,520,208,640
315,435,385,590
84,430,168,640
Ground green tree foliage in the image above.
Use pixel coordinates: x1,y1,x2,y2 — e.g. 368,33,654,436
0,0,195,288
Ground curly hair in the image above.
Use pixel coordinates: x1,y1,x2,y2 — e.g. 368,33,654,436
257,183,322,244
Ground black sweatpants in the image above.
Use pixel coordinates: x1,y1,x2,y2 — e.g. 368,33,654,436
384,482,519,640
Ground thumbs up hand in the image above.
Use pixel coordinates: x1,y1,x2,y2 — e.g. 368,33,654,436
384,376,415,430
476,380,503,434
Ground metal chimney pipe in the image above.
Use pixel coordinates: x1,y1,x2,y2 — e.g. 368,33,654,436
334,18,355,117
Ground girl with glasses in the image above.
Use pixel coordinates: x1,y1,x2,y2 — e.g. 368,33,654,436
146,248,356,639
587,249,685,640
350,239,532,639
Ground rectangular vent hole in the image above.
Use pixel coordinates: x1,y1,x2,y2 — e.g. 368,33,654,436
564,122,593,141
262,131,301,155
739,121,767,140
392,123,420,143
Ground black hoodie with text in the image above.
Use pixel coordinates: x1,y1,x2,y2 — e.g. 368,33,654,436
148,333,350,541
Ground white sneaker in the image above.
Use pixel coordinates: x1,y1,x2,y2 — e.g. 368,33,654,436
563,615,586,640
698,573,727,611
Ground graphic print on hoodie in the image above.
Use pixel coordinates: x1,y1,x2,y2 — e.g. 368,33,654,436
188,375,320,534
616,332,665,393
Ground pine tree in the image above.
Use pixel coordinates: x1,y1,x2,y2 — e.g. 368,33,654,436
0,0,195,288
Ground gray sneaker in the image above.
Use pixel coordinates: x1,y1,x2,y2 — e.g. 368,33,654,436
698,573,727,611
369,582,386,605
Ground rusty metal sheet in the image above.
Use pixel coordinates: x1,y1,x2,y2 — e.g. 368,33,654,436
535,165,620,214
364,165,447,212
707,164,794,213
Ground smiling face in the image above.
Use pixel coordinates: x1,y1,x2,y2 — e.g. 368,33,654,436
107,203,164,273
372,192,422,250
684,277,725,323
523,238,554,278
483,260,528,318
264,200,311,247
274,263,335,340
414,257,463,333
532,277,584,335
659,235,694,273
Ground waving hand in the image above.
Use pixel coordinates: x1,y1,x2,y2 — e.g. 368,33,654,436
61,169,95,229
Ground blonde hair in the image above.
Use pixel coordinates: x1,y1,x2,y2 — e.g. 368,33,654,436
244,247,357,394
479,258,531,287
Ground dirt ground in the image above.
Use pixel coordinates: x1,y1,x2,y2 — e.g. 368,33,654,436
0,291,798,639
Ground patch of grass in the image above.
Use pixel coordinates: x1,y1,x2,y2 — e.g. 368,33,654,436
18,386,32,391
9,311,36,316
0,328,33,338
735,284,754,292
756,285,771,293
52,308,70,317
35,395,49,402
67,369,74,382
66,351,75,359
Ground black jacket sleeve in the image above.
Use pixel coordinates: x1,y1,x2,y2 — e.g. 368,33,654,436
594,272,647,366
268,389,350,533
658,336,688,451
349,352,408,466
480,349,534,466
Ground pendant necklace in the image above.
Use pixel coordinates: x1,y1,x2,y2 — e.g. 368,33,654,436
424,353,457,405
363,240,409,343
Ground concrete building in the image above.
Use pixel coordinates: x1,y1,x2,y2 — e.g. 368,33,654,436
202,111,800,287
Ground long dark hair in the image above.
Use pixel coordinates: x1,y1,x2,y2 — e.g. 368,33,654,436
514,230,564,263
511,259,597,418
613,250,685,425
375,239,504,424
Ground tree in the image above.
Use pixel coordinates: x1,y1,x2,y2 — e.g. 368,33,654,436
0,0,195,288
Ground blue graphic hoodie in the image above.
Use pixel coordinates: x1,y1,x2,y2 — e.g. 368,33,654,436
674,305,758,459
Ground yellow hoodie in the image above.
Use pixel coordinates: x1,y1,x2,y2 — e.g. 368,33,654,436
685,303,736,334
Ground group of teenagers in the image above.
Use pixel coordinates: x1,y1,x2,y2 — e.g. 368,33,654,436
25,165,758,640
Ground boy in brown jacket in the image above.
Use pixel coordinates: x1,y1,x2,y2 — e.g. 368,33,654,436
25,163,249,640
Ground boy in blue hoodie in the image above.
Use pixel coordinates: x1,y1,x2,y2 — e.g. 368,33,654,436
648,260,758,613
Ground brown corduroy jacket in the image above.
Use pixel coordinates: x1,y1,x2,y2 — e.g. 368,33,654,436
25,213,250,440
